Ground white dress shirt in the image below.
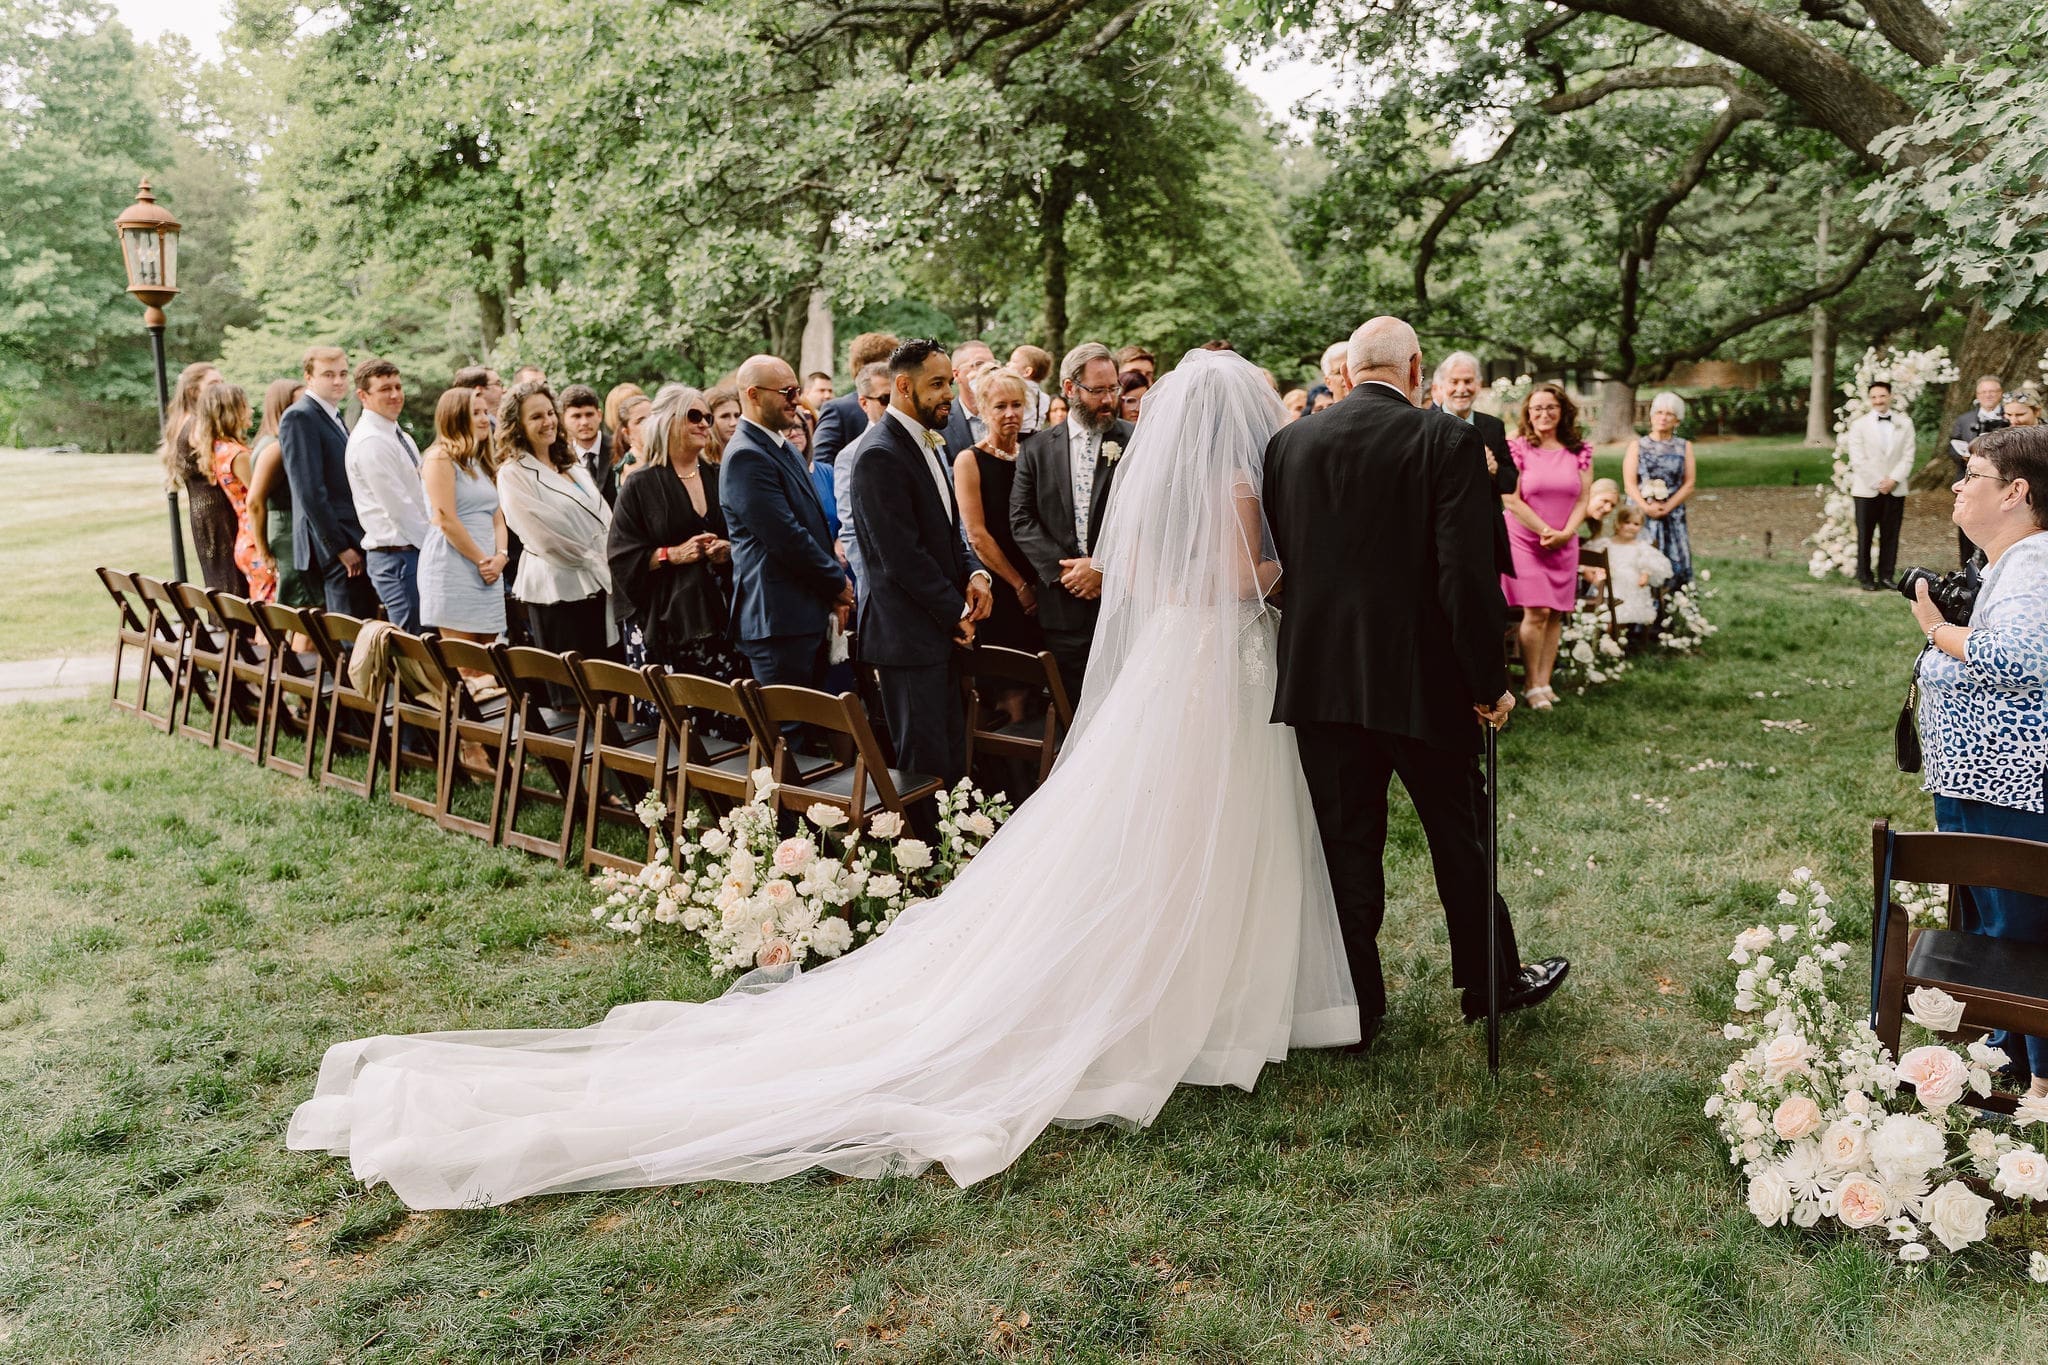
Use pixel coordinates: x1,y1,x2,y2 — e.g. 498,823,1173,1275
310,392,350,438
1844,409,1917,498
884,407,989,603
1067,421,1102,553
344,408,431,549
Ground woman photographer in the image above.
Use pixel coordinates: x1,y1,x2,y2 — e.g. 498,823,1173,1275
1910,425,2048,1098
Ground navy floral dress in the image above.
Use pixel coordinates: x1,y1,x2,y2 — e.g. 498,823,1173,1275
1635,436,1692,588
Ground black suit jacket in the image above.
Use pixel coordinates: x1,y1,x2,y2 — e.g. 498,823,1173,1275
1432,404,1518,575
1008,417,1133,631
812,391,865,468
579,431,617,505
1949,408,2007,472
1266,383,1509,752
942,401,980,459
848,414,986,668
276,393,362,571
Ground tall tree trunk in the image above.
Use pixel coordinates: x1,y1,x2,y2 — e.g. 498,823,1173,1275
1805,305,1836,446
477,288,506,355
1039,165,1075,359
1914,304,2048,488
1593,378,1638,444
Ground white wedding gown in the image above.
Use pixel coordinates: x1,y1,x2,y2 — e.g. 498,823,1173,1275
288,350,1359,1206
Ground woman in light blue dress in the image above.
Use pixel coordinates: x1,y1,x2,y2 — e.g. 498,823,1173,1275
419,387,509,638
1622,391,1697,588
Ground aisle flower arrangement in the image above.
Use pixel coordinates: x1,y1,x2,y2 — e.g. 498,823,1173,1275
1657,571,1719,654
1708,866,2048,1277
1808,346,1959,580
589,770,1011,974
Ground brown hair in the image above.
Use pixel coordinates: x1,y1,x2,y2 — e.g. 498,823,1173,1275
1974,426,2048,530
257,378,303,441
194,382,252,459
494,380,572,473
848,332,900,371
431,386,491,476
353,357,400,394
1517,382,1585,450
1009,345,1052,383
160,361,220,481
603,382,645,435
1614,503,1646,529
703,384,740,464
301,345,346,378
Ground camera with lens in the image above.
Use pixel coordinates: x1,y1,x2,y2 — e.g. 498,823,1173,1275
1898,565,1980,626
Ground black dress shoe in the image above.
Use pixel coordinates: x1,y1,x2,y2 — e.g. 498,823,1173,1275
1341,1016,1385,1055
1857,579,1883,592
1876,576,1899,591
1462,957,1570,1023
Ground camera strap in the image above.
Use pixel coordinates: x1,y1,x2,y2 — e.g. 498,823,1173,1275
1895,646,1927,774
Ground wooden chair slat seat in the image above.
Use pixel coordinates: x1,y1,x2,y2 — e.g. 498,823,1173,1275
171,581,236,747
250,601,329,779
642,669,769,852
131,575,195,735
576,657,675,876
426,635,516,844
753,684,943,832
494,645,593,866
97,567,172,719
1870,818,2048,1115
209,592,272,762
383,630,453,818
308,611,391,799
962,645,1072,789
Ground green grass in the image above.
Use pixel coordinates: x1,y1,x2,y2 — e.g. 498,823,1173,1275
0,557,2043,1362
0,449,198,662
1590,434,1850,491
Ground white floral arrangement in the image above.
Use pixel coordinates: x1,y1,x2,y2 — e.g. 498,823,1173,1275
1709,866,2048,1277
1555,598,1631,691
1894,880,1951,929
589,770,1010,975
1485,372,1534,419
1809,346,1959,580
1657,569,1718,653
1639,477,1672,503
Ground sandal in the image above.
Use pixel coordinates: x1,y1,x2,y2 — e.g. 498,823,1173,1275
1525,686,1554,711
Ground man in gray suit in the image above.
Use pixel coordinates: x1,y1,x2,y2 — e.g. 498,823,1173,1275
1008,342,1134,705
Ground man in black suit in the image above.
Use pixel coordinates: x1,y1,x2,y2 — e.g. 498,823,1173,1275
847,339,992,783
1431,350,1519,576
813,331,899,468
1265,316,1567,1044
561,384,616,504
940,339,996,458
1009,342,1134,705
1949,374,2008,566
277,345,376,616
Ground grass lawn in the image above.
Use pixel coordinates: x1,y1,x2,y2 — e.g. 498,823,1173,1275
0,449,197,662
1590,434,1854,492
2,556,2043,1363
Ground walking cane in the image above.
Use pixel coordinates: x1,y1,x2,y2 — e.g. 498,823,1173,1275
1485,717,1502,1076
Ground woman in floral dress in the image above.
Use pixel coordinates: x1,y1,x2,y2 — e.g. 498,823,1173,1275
1623,391,1697,588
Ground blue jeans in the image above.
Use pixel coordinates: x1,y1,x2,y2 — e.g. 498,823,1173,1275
1932,791,2048,1080
365,547,421,633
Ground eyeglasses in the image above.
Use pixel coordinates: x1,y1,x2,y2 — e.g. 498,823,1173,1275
683,409,710,424
1073,382,1118,398
1959,467,2011,485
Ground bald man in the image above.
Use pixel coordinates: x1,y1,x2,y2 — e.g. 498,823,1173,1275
718,354,852,692
1265,316,1567,1044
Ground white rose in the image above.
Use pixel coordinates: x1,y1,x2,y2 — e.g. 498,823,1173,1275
1746,1170,1793,1227
867,811,905,840
1732,926,1775,957
1966,1039,2010,1070
962,811,996,839
2031,1251,2048,1284
1918,1179,1992,1252
1992,1147,2048,1201
893,838,933,871
1896,1045,1968,1112
1868,1114,1945,1184
701,829,731,855
1772,1095,1823,1141
2015,1092,2048,1127
1761,1034,1813,1083
809,916,854,958
749,766,776,797
773,836,816,873
806,803,849,830
1817,1118,1867,1171
1790,1199,1823,1228
1904,986,1965,1033
866,873,902,899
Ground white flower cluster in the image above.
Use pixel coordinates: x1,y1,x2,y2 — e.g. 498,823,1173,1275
1809,346,1959,580
1892,880,1951,930
588,773,1010,975
1555,600,1631,691
1657,570,1718,654
1710,867,2048,1275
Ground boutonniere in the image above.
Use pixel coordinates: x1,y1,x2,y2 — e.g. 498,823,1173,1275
1101,441,1123,464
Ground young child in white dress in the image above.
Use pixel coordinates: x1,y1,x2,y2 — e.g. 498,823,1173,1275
1606,504,1672,627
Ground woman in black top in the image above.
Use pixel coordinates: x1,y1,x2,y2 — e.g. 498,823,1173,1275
606,389,749,735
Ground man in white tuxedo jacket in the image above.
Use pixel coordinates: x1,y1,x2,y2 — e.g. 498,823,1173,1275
1843,379,1917,590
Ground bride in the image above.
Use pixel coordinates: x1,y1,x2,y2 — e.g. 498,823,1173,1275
288,348,1360,1206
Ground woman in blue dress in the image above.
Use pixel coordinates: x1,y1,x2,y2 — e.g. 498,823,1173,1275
419,387,509,643
1622,391,1697,588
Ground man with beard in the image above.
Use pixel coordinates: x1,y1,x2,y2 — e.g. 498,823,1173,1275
846,339,993,782
1009,342,1135,704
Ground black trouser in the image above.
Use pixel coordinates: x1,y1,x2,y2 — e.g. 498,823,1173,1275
876,656,966,786
1853,494,1905,584
312,549,379,618
527,592,613,707
1038,593,1098,710
1292,723,1521,1023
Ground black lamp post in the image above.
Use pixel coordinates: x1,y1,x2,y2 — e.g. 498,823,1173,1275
115,178,186,582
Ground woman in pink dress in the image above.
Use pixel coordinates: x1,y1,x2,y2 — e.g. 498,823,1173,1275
1500,383,1593,709
198,381,278,604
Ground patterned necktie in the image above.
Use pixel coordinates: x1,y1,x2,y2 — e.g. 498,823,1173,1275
1073,429,1098,552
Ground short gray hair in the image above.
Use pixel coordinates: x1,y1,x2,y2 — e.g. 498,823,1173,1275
1320,342,1349,380
1060,342,1114,388
856,361,891,398
1346,316,1419,380
639,386,706,469
1650,391,1686,422
1434,351,1482,384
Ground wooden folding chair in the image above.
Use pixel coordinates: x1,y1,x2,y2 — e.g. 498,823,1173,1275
427,635,514,844
1578,547,1623,640
962,645,1073,787
1870,818,2048,1114
251,602,330,780
209,592,272,763
133,575,195,735
644,669,764,846
383,630,453,818
307,611,389,799
170,582,235,747
493,645,594,865
96,567,174,719
575,658,674,875
751,685,942,833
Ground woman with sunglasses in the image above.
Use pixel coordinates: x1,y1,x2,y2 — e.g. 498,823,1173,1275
605,389,747,726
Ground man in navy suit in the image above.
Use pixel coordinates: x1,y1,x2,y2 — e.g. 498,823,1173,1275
848,339,992,783
940,339,996,458
277,345,376,616
719,354,852,694
811,331,899,468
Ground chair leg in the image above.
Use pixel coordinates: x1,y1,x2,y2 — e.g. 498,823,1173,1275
109,634,132,714
1873,905,1911,1059
580,749,609,875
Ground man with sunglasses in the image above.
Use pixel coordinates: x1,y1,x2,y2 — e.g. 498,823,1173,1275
719,354,852,693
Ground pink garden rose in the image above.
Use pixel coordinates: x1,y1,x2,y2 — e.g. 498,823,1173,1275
1772,1095,1823,1141
755,937,792,968
1896,1045,1967,1112
773,837,816,873
1833,1174,1889,1229
1761,1034,1813,1083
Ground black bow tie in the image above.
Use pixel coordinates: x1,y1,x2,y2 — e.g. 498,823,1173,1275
1876,414,1893,422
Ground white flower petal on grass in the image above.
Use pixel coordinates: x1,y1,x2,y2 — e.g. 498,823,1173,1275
2031,1251,2048,1284
1898,1243,1930,1263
